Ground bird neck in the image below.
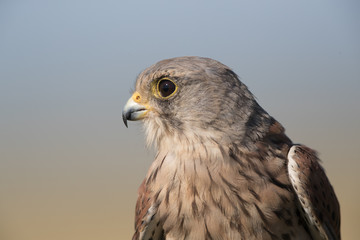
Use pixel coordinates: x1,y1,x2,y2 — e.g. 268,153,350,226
144,101,276,155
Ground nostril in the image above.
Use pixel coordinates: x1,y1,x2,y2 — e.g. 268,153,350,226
133,92,142,102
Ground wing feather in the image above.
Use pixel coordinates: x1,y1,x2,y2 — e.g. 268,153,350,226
132,179,164,240
288,145,340,240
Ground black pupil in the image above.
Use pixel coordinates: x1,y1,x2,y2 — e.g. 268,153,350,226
159,80,175,97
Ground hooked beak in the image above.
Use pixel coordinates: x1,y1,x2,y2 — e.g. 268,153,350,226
122,92,149,128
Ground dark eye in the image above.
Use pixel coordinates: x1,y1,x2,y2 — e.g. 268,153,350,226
158,79,177,98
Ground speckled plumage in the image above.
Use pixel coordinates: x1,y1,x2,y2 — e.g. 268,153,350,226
122,57,340,240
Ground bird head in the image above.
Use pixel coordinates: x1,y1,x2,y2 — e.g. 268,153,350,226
123,57,271,150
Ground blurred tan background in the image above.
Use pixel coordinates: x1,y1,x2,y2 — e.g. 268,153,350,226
0,1,359,239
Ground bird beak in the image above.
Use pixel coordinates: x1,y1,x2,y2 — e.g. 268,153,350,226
122,92,149,128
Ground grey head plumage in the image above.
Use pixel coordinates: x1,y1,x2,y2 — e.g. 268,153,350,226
125,56,274,149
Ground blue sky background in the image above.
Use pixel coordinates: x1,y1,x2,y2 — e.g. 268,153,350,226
0,1,359,239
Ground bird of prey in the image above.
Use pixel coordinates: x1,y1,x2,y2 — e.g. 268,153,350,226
122,57,340,240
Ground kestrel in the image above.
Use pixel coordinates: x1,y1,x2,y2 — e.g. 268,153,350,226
122,57,340,240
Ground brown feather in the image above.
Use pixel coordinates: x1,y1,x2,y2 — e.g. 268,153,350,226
288,145,341,240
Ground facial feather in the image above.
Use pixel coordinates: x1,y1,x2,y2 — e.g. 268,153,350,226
136,56,273,151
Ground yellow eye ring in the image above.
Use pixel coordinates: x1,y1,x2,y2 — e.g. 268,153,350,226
155,78,178,99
